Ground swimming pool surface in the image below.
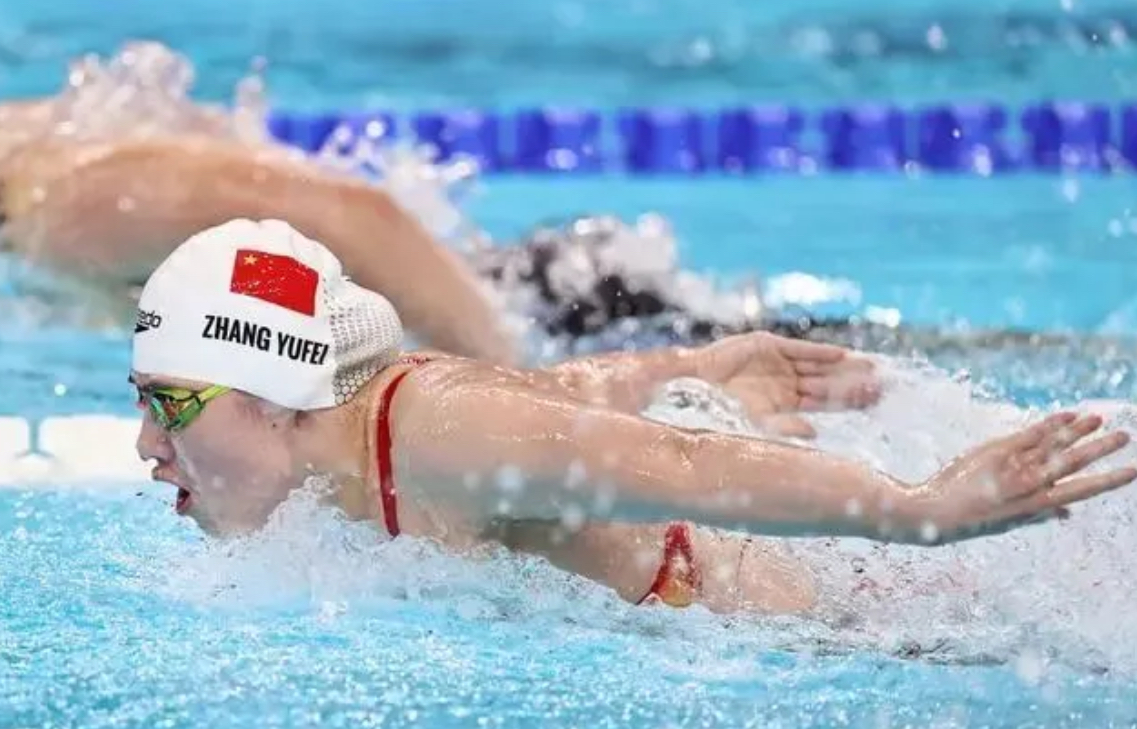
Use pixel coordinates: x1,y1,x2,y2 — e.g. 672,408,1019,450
3,0,1137,727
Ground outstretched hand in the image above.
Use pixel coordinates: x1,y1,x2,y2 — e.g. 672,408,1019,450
694,332,882,437
907,412,1136,543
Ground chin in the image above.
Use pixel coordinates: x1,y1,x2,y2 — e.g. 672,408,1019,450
180,505,225,537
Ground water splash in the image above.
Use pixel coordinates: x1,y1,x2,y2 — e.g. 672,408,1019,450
313,123,484,251
29,40,271,146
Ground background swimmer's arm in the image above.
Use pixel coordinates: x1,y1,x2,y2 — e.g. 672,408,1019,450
398,369,1135,545
1,136,518,364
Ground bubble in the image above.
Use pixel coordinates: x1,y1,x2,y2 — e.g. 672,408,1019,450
494,465,525,494
559,504,586,532
564,460,587,491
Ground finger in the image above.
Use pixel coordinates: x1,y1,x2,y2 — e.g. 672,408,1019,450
753,414,817,439
800,375,882,407
1005,412,1079,449
794,356,875,377
1021,467,1137,515
773,337,850,364
1027,414,1104,463
799,379,882,411
1039,430,1131,483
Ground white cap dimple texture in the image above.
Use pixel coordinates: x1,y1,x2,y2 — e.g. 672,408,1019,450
131,218,403,410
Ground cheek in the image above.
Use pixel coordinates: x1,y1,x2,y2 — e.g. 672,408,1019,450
175,428,299,526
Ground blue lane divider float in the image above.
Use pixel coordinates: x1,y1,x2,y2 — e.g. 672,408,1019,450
716,105,806,173
268,101,1137,175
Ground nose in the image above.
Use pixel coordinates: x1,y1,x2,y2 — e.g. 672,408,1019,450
136,412,173,464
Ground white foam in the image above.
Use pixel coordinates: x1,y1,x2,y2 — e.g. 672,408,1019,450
37,40,270,146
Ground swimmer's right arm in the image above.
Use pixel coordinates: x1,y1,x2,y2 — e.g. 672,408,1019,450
398,369,1137,545
528,332,878,421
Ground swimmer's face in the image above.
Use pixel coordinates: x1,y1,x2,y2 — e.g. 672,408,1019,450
132,372,301,537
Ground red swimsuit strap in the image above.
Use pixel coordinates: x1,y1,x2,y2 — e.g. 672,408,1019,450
636,521,702,605
375,354,435,538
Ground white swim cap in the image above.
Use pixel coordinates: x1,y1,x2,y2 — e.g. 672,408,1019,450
131,218,403,410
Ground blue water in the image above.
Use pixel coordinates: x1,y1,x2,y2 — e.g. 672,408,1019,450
4,0,1137,726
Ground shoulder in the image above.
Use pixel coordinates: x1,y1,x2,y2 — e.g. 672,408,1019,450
383,354,526,416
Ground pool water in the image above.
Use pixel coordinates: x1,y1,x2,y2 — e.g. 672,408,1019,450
4,0,1137,727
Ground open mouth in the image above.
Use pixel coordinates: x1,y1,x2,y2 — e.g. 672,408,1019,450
175,487,192,514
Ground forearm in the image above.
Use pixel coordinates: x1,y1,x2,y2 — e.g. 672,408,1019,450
606,429,922,541
539,346,700,413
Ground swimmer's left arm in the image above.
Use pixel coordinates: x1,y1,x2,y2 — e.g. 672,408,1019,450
396,366,1135,546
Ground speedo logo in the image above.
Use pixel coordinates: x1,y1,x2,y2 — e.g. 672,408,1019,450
134,309,163,334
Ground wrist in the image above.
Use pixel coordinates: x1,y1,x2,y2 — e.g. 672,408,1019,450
881,482,944,545
846,477,931,544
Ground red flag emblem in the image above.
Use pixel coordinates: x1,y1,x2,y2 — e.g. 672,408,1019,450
229,249,318,316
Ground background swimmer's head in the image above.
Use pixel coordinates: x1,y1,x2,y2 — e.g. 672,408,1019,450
130,218,403,535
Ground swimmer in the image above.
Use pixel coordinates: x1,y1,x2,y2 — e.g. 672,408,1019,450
0,42,518,365
130,218,1137,616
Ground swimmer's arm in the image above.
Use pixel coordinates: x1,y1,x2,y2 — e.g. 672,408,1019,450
399,370,919,541
525,346,701,413
2,136,518,364
529,333,872,416
399,369,1132,545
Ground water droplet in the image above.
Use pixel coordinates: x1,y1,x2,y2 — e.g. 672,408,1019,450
495,465,524,494
560,503,585,531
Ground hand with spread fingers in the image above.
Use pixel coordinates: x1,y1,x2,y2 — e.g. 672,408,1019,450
906,412,1136,543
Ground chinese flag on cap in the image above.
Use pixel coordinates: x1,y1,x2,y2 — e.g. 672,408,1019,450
229,249,318,316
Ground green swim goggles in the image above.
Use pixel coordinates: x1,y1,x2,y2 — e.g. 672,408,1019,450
136,383,231,433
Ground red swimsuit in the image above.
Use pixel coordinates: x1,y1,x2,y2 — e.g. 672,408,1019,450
374,357,702,608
